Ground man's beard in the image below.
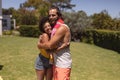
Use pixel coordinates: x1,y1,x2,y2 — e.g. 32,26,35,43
49,18,58,27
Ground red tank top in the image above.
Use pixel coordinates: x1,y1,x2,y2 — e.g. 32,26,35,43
51,19,64,37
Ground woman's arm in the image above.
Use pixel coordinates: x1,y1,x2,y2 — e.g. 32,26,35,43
37,33,49,49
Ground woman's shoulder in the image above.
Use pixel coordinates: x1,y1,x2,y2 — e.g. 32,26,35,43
42,33,48,36
39,33,49,39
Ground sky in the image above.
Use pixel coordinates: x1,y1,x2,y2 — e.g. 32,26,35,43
2,0,120,18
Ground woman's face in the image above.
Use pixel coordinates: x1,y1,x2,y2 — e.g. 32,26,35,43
43,22,52,34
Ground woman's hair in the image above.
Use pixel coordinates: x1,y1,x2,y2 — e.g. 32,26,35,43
39,16,49,33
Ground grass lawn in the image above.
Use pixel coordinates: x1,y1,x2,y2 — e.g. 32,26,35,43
0,36,120,80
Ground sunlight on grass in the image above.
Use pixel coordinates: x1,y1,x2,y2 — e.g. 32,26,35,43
70,42,120,80
0,36,120,80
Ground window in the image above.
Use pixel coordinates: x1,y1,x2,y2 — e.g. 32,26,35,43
2,19,7,27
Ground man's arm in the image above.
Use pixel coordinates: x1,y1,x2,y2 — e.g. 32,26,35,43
56,26,71,51
38,25,67,49
56,42,70,51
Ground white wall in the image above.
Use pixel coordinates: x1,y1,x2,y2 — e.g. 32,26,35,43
0,0,2,36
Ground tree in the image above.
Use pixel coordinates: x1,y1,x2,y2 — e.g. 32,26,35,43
47,0,75,11
18,8,38,25
63,10,92,41
63,10,92,32
92,10,113,30
21,0,50,18
112,18,120,30
22,0,48,9
2,7,15,15
21,0,75,12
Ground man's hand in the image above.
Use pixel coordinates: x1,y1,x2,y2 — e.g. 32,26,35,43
56,42,70,51
39,35,43,42
37,35,44,49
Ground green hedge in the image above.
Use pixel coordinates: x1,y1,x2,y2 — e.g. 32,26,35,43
82,29,120,53
3,30,12,35
19,25,41,37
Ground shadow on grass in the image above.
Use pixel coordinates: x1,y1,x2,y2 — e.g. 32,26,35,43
0,65,3,70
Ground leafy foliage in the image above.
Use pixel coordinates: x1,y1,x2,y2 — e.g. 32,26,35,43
91,10,118,30
81,29,120,53
18,9,38,25
19,25,41,37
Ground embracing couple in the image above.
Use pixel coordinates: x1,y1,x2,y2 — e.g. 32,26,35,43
35,6,72,80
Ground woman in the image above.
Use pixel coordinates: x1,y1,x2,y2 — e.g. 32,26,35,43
35,17,68,80
35,17,53,80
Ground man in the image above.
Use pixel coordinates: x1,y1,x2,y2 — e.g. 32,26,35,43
38,6,72,80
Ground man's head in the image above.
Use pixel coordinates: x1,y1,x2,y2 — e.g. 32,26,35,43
48,6,63,26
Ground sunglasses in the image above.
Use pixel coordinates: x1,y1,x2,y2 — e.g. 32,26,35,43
49,14,56,17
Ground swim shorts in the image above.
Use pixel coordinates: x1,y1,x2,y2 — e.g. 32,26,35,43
53,66,71,80
35,54,53,70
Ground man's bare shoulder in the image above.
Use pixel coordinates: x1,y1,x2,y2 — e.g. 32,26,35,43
57,24,70,32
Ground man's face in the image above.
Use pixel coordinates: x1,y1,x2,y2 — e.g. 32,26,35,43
49,9,58,25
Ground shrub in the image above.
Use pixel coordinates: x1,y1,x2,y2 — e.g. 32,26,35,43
19,25,41,37
3,30,12,35
93,30,120,53
81,29,120,53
